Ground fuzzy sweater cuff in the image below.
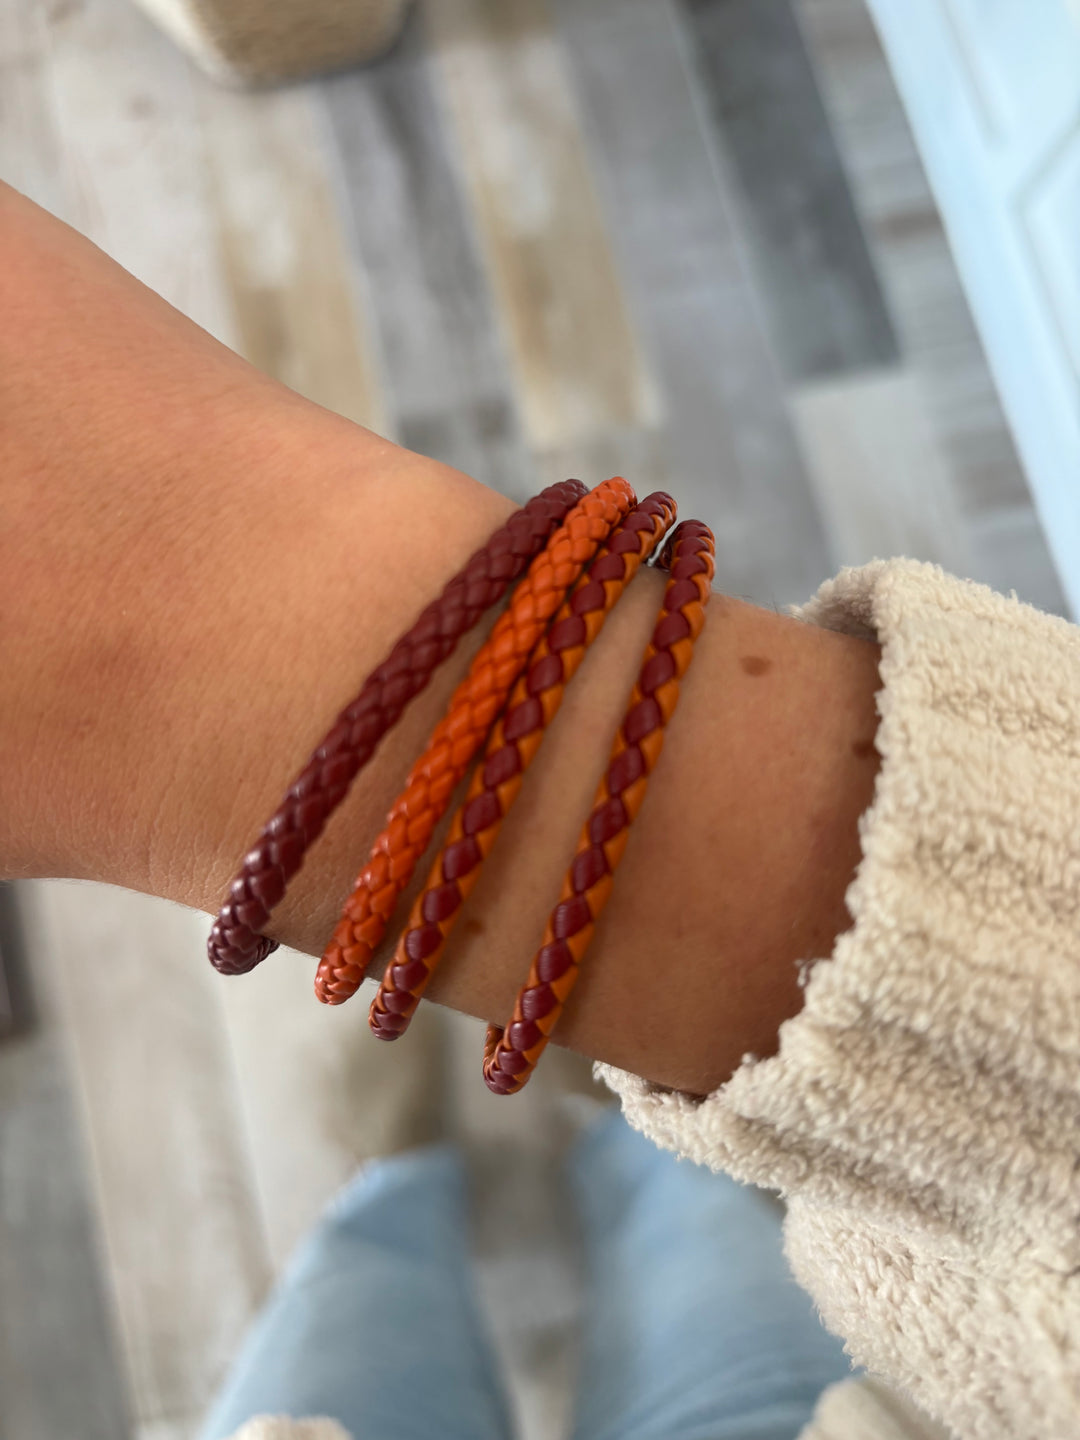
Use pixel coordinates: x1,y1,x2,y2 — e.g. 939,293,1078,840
599,559,1080,1440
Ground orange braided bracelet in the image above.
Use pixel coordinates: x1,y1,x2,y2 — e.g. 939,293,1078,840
368,491,678,1040
314,475,637,1005
482,518,716,1095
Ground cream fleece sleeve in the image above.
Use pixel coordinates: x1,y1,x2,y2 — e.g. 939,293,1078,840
600,558,1080,1440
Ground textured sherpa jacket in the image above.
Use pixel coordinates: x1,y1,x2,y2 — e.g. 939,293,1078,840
226,559,1080,1440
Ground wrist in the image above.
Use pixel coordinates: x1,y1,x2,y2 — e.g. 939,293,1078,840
402,589,882,1093
1,182,883,1096
74,414,513,912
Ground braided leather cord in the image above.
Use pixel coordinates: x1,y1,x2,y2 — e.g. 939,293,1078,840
368,492,677,1040
482,518,716,1094
314,476,637,1004
206,479,587,976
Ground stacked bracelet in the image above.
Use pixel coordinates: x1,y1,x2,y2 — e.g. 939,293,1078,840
209,478,714,1097
483,519,715,1094
368,491,677,1040
314,475,636,1004
207,478,587,975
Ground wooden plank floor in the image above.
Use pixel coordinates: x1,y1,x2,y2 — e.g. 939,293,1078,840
686,0,900,383
0,888,131,1440
0,0,1066,1437
551,0,834,606
319,10,535,494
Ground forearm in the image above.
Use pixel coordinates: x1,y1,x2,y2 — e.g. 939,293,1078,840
0,183,882,1094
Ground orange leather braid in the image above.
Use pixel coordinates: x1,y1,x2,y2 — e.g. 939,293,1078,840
208,480,586,976
314,476,637,1005
482,518,716,1094
368,491,677,1040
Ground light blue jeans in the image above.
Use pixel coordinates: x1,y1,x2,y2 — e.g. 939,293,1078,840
201,1113,852,1440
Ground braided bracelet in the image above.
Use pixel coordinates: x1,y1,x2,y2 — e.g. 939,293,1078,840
368,491,677,1040
483,518,716,1095
314,476,637,1005
207,479,587,975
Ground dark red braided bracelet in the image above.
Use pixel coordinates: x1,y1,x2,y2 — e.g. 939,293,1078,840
209,476,716,1101
483,518,716,1094
207,478,587,975
314,478,636,1005
368,491,677,1040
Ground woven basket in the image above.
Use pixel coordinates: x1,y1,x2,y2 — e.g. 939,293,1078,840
132,0,411,83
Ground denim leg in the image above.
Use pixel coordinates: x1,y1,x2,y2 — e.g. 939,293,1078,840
200,1145,513,1440
567,1113,852,1440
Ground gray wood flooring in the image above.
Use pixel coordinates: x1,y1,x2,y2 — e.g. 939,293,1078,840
686,0,900,382
0,0,1066,1437
0,890,130,1440
321,9,535,496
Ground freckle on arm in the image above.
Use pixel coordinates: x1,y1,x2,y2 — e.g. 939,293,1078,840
740,655,771,677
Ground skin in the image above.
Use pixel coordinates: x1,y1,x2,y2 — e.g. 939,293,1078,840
0,181,882,1096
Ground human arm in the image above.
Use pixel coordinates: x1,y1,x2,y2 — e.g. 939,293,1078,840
7,181,1079,1440
0,179,881,1095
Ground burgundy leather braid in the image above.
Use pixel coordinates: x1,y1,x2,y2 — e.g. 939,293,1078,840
207,479,587,975
483,518,716,1094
